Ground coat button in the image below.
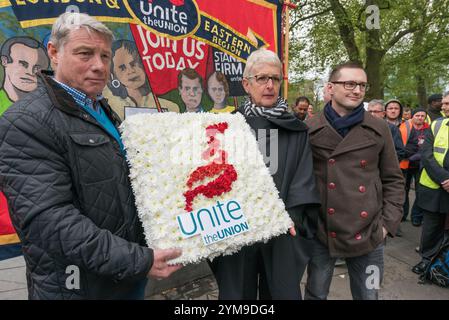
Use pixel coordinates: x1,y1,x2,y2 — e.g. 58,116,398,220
330,232,337,238
329,159,336,165
360,160,367,168
329,183,336,190
328,208,335,215
359,185,366,193
360,211,368,218
355,233,362,240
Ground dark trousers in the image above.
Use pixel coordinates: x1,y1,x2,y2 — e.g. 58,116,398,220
305,240,384,300
420,210,447,262
0,243,22,261
402,168,423,222
209,233,315,300
109,278,148,300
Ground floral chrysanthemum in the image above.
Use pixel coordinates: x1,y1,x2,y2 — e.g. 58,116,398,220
120,112,292,265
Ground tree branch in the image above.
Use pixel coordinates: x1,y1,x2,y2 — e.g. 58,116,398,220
328,0,360,62
290,7,332,30
386,27,420,51
355,6,367,32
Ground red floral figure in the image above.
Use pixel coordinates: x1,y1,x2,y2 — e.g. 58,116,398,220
202,123,229,163
184,122,237,212
184,163,237,212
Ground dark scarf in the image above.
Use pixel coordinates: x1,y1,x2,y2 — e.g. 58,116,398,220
241,96,288,119
324,102,365,137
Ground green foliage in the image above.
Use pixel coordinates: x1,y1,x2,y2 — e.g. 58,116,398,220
287,79,324,109
287,0,449,104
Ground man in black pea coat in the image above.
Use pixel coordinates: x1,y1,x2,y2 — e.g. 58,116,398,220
0,12,182,299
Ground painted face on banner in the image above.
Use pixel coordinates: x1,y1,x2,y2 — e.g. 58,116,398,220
207,74,226,105
2,43,48,94
179,75,203,112
113,46,146,90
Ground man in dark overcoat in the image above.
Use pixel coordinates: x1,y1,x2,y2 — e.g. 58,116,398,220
305,62,404,300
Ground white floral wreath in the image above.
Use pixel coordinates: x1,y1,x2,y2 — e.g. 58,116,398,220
120,112,292,265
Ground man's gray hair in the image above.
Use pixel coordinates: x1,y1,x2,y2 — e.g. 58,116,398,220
50,12,114,49
243,48,283,78
443,91,449,98
368,99,384,108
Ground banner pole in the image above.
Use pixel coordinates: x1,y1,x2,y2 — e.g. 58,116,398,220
282,0,298,100
283,1,289,99
147,77,162,113
153,92,163,113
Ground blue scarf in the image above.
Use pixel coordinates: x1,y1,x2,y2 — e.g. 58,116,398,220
324,102,365,137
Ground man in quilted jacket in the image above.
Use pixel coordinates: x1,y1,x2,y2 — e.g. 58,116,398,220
0,12,182,299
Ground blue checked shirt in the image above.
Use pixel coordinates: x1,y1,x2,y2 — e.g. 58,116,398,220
53,79,124,153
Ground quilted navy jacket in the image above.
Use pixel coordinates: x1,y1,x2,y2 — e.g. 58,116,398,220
0,71,153,299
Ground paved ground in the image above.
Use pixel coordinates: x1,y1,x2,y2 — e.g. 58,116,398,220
1,192,449,300
148,219,449,300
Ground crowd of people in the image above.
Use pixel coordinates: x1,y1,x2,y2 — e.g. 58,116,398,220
294,89,449,280
0,12,448,300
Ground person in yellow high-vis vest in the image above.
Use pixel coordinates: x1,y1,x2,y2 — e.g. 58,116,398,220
412,92,449,275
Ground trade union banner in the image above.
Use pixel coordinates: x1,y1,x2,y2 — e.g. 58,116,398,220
2,0,282,113
0,0,283,259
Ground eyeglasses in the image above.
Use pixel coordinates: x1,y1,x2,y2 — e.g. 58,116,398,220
368,110,384,114
331,81,370,92
247,74,282,85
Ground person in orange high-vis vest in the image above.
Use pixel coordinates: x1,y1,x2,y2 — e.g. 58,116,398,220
400,109,429,223
399,119,413,170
